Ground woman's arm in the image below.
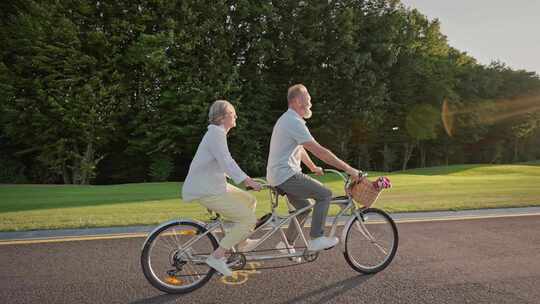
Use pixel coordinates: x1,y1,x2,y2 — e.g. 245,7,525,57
207,131,261,190
207,129,249,184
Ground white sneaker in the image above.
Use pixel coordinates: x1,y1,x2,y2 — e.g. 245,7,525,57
307,236,339,252
276,241,301,262
205,255,233,276
237,238,260,252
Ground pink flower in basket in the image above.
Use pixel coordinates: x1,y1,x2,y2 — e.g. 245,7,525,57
350,176,392,208
372,176,392,191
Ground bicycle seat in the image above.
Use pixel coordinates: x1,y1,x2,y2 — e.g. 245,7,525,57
206,208,222,220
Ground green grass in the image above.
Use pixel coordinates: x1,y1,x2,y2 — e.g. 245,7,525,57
1,163,540,232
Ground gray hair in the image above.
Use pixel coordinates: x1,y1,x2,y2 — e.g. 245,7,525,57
208,100,233,125
287,84,308,103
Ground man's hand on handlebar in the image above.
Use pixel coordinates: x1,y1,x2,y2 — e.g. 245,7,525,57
346,168,363,183
244,177,262,191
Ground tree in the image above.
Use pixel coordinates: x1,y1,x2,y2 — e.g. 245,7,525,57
2,1,120,184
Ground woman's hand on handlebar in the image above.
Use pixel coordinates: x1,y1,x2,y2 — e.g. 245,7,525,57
244,177,262,191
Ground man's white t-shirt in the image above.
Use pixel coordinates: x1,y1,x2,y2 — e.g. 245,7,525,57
266,109,314,186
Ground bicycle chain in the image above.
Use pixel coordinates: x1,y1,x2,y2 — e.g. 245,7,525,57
174,247,317,277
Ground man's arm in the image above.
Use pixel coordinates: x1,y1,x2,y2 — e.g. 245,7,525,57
300,146,323,175
302,140,360,180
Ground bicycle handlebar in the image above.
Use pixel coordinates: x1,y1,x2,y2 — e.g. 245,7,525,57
246,178,270,191
323,169,347,181
251,178,268,184
323,168,368,181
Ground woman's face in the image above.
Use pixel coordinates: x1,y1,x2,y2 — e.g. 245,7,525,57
222,106,237,130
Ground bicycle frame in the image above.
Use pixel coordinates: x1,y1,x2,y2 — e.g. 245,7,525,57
183,170,361,262
144,169,369,265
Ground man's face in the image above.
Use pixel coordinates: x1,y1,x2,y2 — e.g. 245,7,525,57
298,92,312,119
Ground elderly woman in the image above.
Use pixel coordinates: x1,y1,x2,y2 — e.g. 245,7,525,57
182,100,261,277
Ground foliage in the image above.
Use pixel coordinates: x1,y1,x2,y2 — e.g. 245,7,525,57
148,155,174,182
1,0,539,184
0,153,28,183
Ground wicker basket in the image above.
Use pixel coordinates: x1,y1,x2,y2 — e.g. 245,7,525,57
349,178,381,208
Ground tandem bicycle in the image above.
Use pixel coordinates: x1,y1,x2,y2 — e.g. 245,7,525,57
141,169,398,294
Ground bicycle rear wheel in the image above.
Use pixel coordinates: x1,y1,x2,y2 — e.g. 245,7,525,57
141,221,218,294
344,208,398,274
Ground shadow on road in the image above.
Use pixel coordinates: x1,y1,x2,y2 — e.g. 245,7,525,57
278,274,374,304
129,274,374,304
129,293,180,304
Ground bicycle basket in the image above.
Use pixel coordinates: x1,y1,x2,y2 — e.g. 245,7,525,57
349,178,381,208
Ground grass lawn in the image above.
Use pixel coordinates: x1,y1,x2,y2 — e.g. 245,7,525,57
1,162,540,232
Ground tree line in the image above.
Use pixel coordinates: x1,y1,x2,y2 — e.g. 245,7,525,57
1,0,539,184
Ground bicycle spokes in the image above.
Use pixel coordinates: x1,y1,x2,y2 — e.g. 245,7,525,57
344,209,398,274
354,217,389,256
141,221,218,293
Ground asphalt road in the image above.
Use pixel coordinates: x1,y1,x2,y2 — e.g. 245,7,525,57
1,215,539,304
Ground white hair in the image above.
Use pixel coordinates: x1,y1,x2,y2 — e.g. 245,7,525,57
208,100,233,125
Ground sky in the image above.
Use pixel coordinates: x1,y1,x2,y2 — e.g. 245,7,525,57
400,0,540,75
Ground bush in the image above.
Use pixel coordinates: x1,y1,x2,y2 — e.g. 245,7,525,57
149,155,174,182
0,154,28,183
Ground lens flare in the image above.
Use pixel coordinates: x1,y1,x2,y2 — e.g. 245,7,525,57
480,95,540,124
441,95,540,137
441,98,453,137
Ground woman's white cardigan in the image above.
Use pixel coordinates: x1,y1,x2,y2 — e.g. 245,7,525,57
182,124,248,202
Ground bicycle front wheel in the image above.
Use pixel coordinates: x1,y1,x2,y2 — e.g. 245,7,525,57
141,221,218,294
344,208,398,274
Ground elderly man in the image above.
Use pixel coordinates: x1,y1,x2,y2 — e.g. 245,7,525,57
267,84,362,252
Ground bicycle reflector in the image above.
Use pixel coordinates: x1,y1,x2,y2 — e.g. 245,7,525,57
178,230,197,236
165,276,185,285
